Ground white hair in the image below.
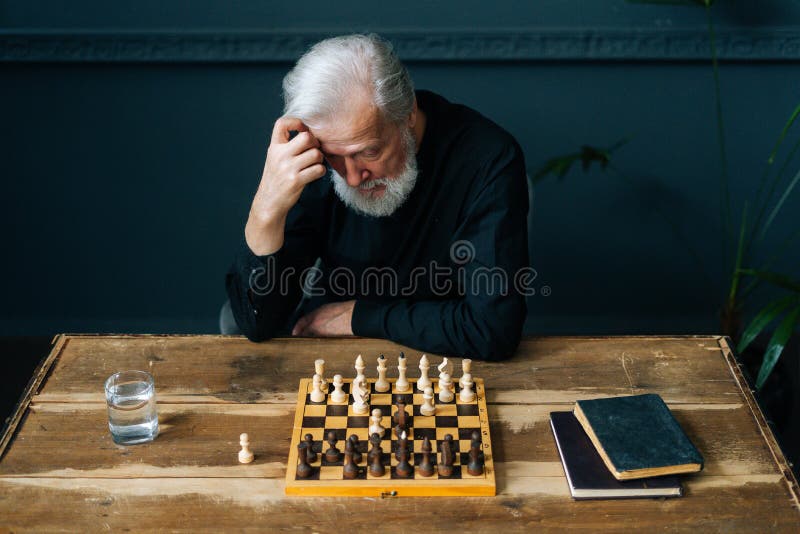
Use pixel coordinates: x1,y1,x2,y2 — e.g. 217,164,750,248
282,34,415,127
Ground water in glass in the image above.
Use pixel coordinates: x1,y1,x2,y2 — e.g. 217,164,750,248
105,371,158,445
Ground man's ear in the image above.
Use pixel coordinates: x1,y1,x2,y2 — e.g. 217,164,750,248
408,98,418,129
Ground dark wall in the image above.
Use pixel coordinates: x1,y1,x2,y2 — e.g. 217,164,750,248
2,2,799,336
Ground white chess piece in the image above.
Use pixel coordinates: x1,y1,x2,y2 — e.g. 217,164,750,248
352,376,370,415
438,358,455,403
420,386,436,416
459,372,476,402
459,358,473,389
238,433,254,464
355,354,366,381
395,353,410,392
331,374,346,403
417,354,432,391
310,373,326,403
314,359,327,387
375,355,390,392
369,408,385,436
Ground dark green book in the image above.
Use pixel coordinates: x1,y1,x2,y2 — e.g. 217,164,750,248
573,394,703,481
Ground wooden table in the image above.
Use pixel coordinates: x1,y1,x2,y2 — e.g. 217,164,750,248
1,335,798,532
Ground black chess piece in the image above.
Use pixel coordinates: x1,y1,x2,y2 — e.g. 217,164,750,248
467,441,484,476
395,430,409,461
443,433,457,465
438,436,454,477
325,431,341,463
417,436,434,477
342,443,358,479
296,442,313,479
470,430,485,462
395,445,413,478
348,434,362,464
368,434,386,477
393,397,409,435
303,433,317,463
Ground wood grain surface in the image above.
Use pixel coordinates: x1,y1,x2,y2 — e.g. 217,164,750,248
1,334,798,532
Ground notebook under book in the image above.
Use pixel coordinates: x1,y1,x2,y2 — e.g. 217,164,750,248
573,393,704,480
550,411,683,500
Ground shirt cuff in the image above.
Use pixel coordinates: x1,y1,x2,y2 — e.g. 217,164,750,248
351,299,388,339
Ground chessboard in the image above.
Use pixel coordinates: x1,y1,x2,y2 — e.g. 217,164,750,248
285,377,495,497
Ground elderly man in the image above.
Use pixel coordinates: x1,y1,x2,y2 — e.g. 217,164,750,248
225,34,528,360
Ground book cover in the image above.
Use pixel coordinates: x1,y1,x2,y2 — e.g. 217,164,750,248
550,411,683,499
574,393,704,480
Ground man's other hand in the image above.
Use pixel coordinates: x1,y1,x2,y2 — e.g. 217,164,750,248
291,300,356,337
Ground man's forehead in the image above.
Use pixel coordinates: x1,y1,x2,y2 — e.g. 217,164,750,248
312,101,388,151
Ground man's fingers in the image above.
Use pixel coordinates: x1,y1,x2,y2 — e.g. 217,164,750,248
295,147,324,170
287,131,321,155
297,163,327,184
271,116,308,145
291,315,309,336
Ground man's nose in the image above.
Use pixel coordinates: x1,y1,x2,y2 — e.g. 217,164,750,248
344,158,370,187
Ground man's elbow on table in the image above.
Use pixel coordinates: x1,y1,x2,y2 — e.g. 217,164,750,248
468,296,526,362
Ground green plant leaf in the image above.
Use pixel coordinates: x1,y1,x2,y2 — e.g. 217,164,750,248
768,102,800,165
756,305,800,390
531,139,630,183
737,294,796,353
738,269,800,293
758,166,800,242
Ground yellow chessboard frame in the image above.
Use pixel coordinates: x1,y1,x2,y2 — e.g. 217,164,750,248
285,377,495,497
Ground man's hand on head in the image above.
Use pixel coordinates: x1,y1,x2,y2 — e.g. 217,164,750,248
245,116,328,256
291,300,356,337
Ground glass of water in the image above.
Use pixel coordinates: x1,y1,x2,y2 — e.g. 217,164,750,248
104,370,159,445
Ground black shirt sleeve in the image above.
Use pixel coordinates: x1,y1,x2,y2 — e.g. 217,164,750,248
225,186,322,341
351,141,529,360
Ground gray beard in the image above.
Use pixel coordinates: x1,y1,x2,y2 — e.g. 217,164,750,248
330,129,418,217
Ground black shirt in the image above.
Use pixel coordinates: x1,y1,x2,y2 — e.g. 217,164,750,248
225,90,529,360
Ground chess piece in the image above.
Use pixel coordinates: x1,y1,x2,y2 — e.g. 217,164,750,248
460,373,476,403
368,432,383,463
395,430,409,461
437,358,455,403
395,352,410,392
417,354,432,391
393,397,409,436
420,386,436,416
417,436,435,477
375,354,390,392
395,431,413,478
351,375,370,415
330,374,346,403
296,442,313,479
348,435,363,464
354,354,366,382
438,435,454,477
369,408,385,436
368,433,385,476
443,433,456,465
310,373,326,403
238,433,254,464
314,358,327,387
459,358,473,389
468,440,484,476
303,433,317,463
343,441,358,479
324,431,341,463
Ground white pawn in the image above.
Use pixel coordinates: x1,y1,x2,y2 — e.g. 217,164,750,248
459,372,476,403
331,374,346,403
438,368,454,404
375,355,390,392
314,359,327,387
420,386,436,416
238,433,254,464
459,358,473,389
310,373,326,403
417,354,432,391
395,353,410,392
369,408,385,436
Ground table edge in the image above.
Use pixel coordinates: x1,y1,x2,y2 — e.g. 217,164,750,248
0,334,69,460
717,335,800,509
